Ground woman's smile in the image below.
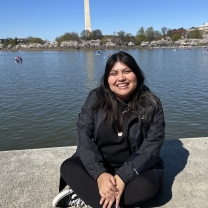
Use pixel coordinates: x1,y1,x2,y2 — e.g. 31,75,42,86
108,62,137,100
117,83,129,89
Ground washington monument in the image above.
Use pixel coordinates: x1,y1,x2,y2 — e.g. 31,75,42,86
84,0,91,32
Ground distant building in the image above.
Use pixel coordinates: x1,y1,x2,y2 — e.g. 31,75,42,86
17,38,28,42
187,27,196,32
167,27,187,37
0,38,29,44
197,23,208,32
188,23,208,33
0,38,12,43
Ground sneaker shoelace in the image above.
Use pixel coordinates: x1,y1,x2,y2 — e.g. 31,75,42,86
68,192,88,208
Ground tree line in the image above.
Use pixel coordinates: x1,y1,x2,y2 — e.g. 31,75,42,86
1,36,44,47
55,27,203,45
1,26,204,46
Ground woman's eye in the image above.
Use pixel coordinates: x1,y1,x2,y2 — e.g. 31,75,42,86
110,72,117,76
124,70,131,74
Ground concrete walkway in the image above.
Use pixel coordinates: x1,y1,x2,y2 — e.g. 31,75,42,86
0,138,207,208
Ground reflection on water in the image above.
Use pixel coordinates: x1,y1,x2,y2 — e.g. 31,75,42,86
0,48,207,151
85,51,95,90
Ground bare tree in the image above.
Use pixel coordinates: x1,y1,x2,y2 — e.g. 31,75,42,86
91,29,103,40
80,30,91,40
117,30,126,43
166,28,171,37
154,30,162,40
161,27,167,38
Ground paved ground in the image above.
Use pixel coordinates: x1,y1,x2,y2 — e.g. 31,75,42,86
0,137,207,208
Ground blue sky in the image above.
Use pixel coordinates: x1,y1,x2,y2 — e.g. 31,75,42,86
1,0,208,42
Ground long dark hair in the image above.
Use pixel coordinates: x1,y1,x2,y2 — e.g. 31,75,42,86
92,51,159,132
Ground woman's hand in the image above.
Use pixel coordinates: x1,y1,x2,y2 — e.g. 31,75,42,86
114,174,125,208
97,172,118,199
100,196,116,208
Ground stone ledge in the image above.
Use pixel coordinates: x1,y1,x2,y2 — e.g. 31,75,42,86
0,138,207,208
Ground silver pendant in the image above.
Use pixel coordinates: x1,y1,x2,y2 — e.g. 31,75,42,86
118,132,123,137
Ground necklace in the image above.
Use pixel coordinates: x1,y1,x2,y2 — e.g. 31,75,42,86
116,98,130,137
116,97,130,114
116,97,130,106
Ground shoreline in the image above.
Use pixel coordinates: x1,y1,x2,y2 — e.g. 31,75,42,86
0,45,207,52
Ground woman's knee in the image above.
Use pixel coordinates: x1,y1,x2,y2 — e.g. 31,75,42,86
60,158,70,176
123,169,160,206
138,169,160,198
60,156,82,176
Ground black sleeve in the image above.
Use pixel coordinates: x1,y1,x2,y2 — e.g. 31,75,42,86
77,90,107,180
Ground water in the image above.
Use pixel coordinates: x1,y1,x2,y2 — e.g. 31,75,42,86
0,48,208,151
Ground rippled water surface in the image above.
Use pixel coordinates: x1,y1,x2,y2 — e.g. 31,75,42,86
0,49,208,151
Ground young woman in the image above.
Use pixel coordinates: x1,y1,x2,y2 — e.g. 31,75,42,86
52,51,165,208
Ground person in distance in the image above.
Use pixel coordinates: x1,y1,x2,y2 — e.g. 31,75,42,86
52,51,165,208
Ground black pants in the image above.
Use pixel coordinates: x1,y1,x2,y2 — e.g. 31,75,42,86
60,156,160,208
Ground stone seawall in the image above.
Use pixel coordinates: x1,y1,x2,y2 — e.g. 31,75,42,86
0,138,207,208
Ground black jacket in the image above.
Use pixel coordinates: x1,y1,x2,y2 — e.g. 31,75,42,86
76,88,165,184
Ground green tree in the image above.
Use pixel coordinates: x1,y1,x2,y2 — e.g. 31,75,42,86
187,29,202,39
56,33,71,42
30,38,44,44
172,33,181,41
14,37,18,45
145,27,154,41
135,34,146,45
69,32,80,41
136,27,146,45
9,39,16,46
56,32,80,44
27,36,44,44
27,36,34,42
2,38,11,45
101,36,110,45
3,42,8,47
137,27,145,35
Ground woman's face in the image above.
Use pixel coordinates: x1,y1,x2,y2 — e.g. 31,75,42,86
108,61,137,100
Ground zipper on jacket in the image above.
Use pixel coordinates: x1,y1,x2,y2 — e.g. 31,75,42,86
124,115,137,155
125,114,145,156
